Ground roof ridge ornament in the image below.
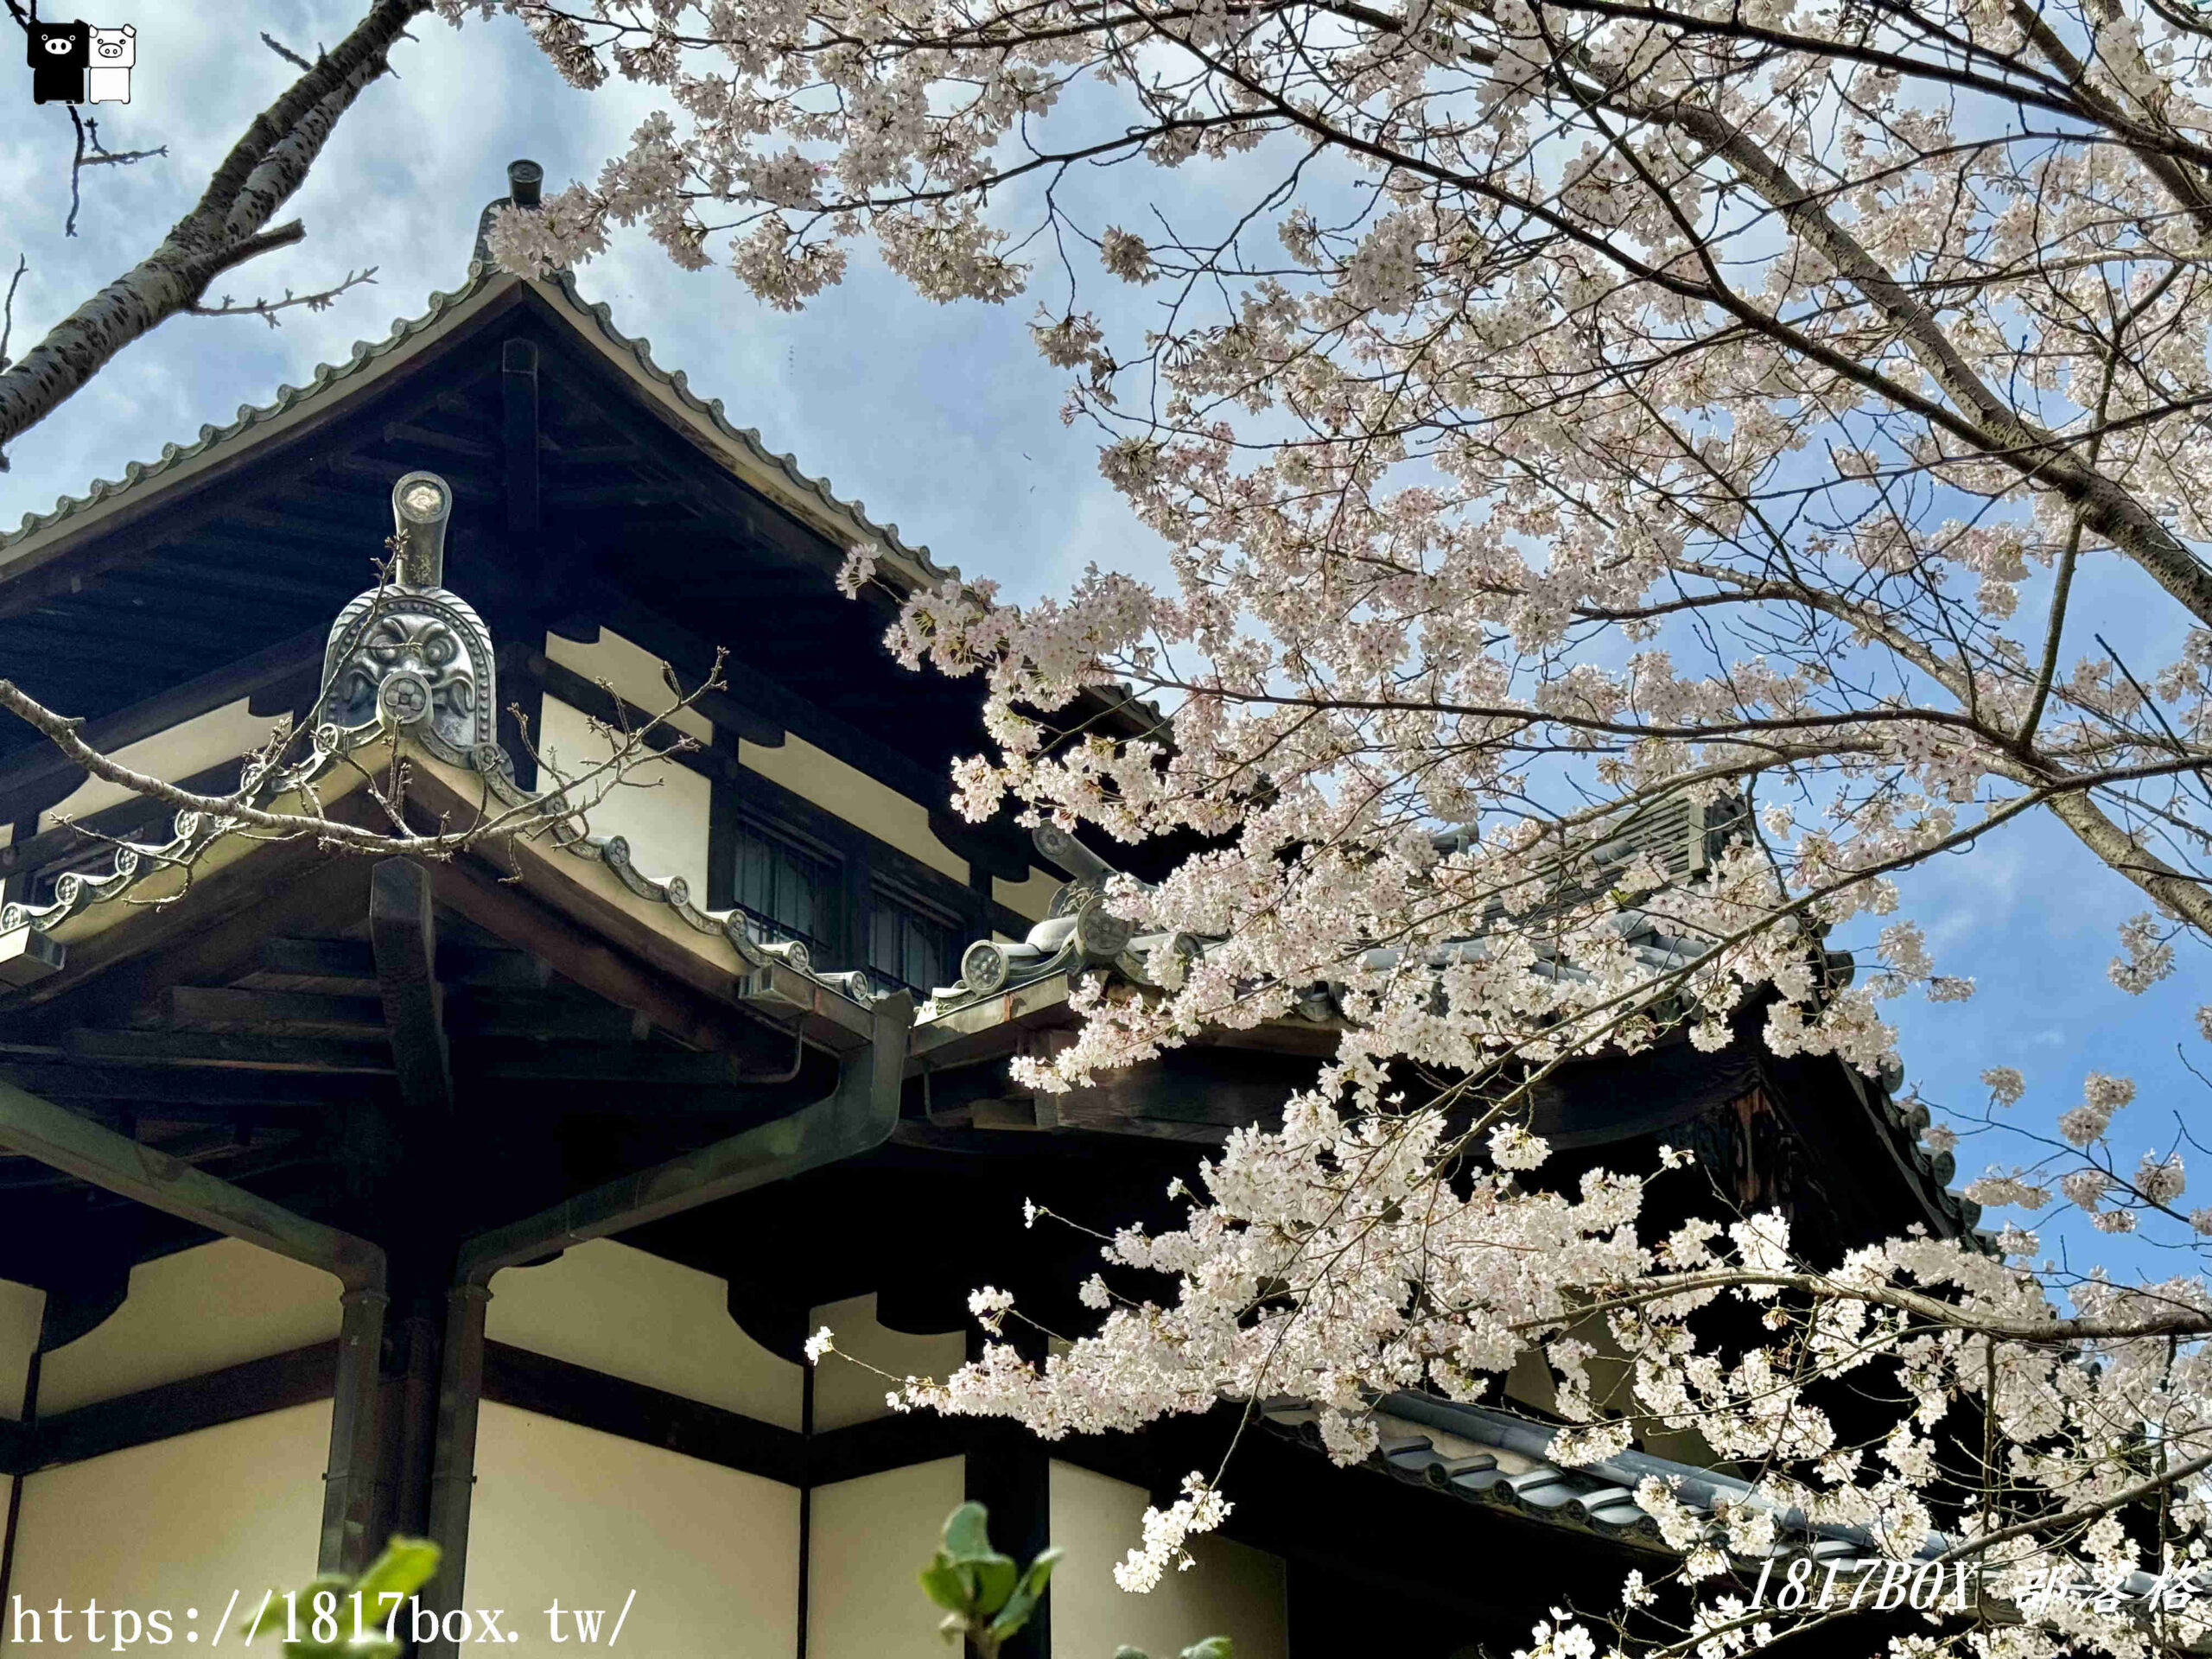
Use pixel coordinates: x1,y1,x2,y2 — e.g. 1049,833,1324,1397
391,469,452,587
320,470,498,755
473,158,545,269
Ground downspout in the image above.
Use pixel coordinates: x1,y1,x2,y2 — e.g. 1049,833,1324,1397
421,993,912,1659
0,1081,388,1575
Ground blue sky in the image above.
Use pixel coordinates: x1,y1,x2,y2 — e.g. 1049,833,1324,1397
0,1,2202,1274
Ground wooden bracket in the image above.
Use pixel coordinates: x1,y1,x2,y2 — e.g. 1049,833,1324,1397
370,859,452,1115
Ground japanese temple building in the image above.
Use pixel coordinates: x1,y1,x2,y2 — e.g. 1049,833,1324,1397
0,162,1977,1659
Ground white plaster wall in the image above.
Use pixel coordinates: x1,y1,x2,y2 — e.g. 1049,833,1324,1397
8,1402,331,1618
1048,1464,1287,1659
740,734,969,883
807,1294,964,1433
41,697,277,830
544,630,715,743
486,1239,803,1430
993,868,1062,926
539,694,713,904
469,1403,801,1659
0,1276,44,1421
39,1239,340,1414
806,1457,965,1659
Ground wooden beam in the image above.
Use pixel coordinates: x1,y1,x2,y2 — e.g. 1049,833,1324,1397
370,860,452,1115
459,1042,797,1086
446,988,646,1044
250,937,553,993
9,842,373,1015
25,1341,339,1472
965,1421,1053,1659
383,421,496,461
427,858,828,1054
167,986,387,1037
538,442,644,465
543,481,691,507
480,1341,804,1485
65,1029,397,1073
162,982,637,1045
0,753,250,882
0,1078,385,1286
502,340,542,541
0,1060,383,1111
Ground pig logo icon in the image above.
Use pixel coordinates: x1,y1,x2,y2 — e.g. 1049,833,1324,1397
86,22,131,104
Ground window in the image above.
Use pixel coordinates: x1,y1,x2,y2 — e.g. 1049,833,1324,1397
868,885,958,996
730,822,838,957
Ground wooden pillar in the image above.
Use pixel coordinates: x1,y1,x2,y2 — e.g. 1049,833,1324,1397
963,1351,1054,1659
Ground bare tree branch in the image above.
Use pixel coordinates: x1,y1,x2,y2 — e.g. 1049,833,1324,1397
260,32,317,71
0,0,428,467
0,255,25,372
188,266,379,327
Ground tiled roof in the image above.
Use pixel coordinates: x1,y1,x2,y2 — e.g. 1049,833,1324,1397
1268,1392,2206,1634
0,253,961,598
915,823,1980,1236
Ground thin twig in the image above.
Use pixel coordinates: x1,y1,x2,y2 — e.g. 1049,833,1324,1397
188,268,379,327
60,112,165,239
64,107,86,239
76,117,166,168
260,31,315,70
0,255,25,372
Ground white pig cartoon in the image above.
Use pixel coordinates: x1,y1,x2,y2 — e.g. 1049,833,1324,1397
86,24,133,105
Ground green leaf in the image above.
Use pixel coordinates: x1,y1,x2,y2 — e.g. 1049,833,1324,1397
1114,1649,1151,1659
919,1559,974,1613
942,1501,995,1561
969,1552,1020,1616
1179,1640,1233,1659
352,1537,441,1605
984,1546,1064,1641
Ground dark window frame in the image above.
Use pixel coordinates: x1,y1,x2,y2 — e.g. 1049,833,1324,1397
865,876,963,999
708,758,1022,982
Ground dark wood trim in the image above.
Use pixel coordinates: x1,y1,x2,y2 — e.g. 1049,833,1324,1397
704,728,742,913
965,1419,1052,1658
0,622,321,832
502,340,542,541
480,1340,806,1485
0,1350,37,1625
425,859,811,1058
22,1341,338,1472
587,592,1034,880
806,1410,969,1487
0,753,255,887
503,645,750,779
0,817,35,910
369,860,453,1115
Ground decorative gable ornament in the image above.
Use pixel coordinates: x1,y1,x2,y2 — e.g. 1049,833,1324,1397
321,472,500,762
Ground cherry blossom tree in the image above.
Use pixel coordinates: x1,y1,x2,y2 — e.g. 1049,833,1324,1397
227,0,2212,1650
